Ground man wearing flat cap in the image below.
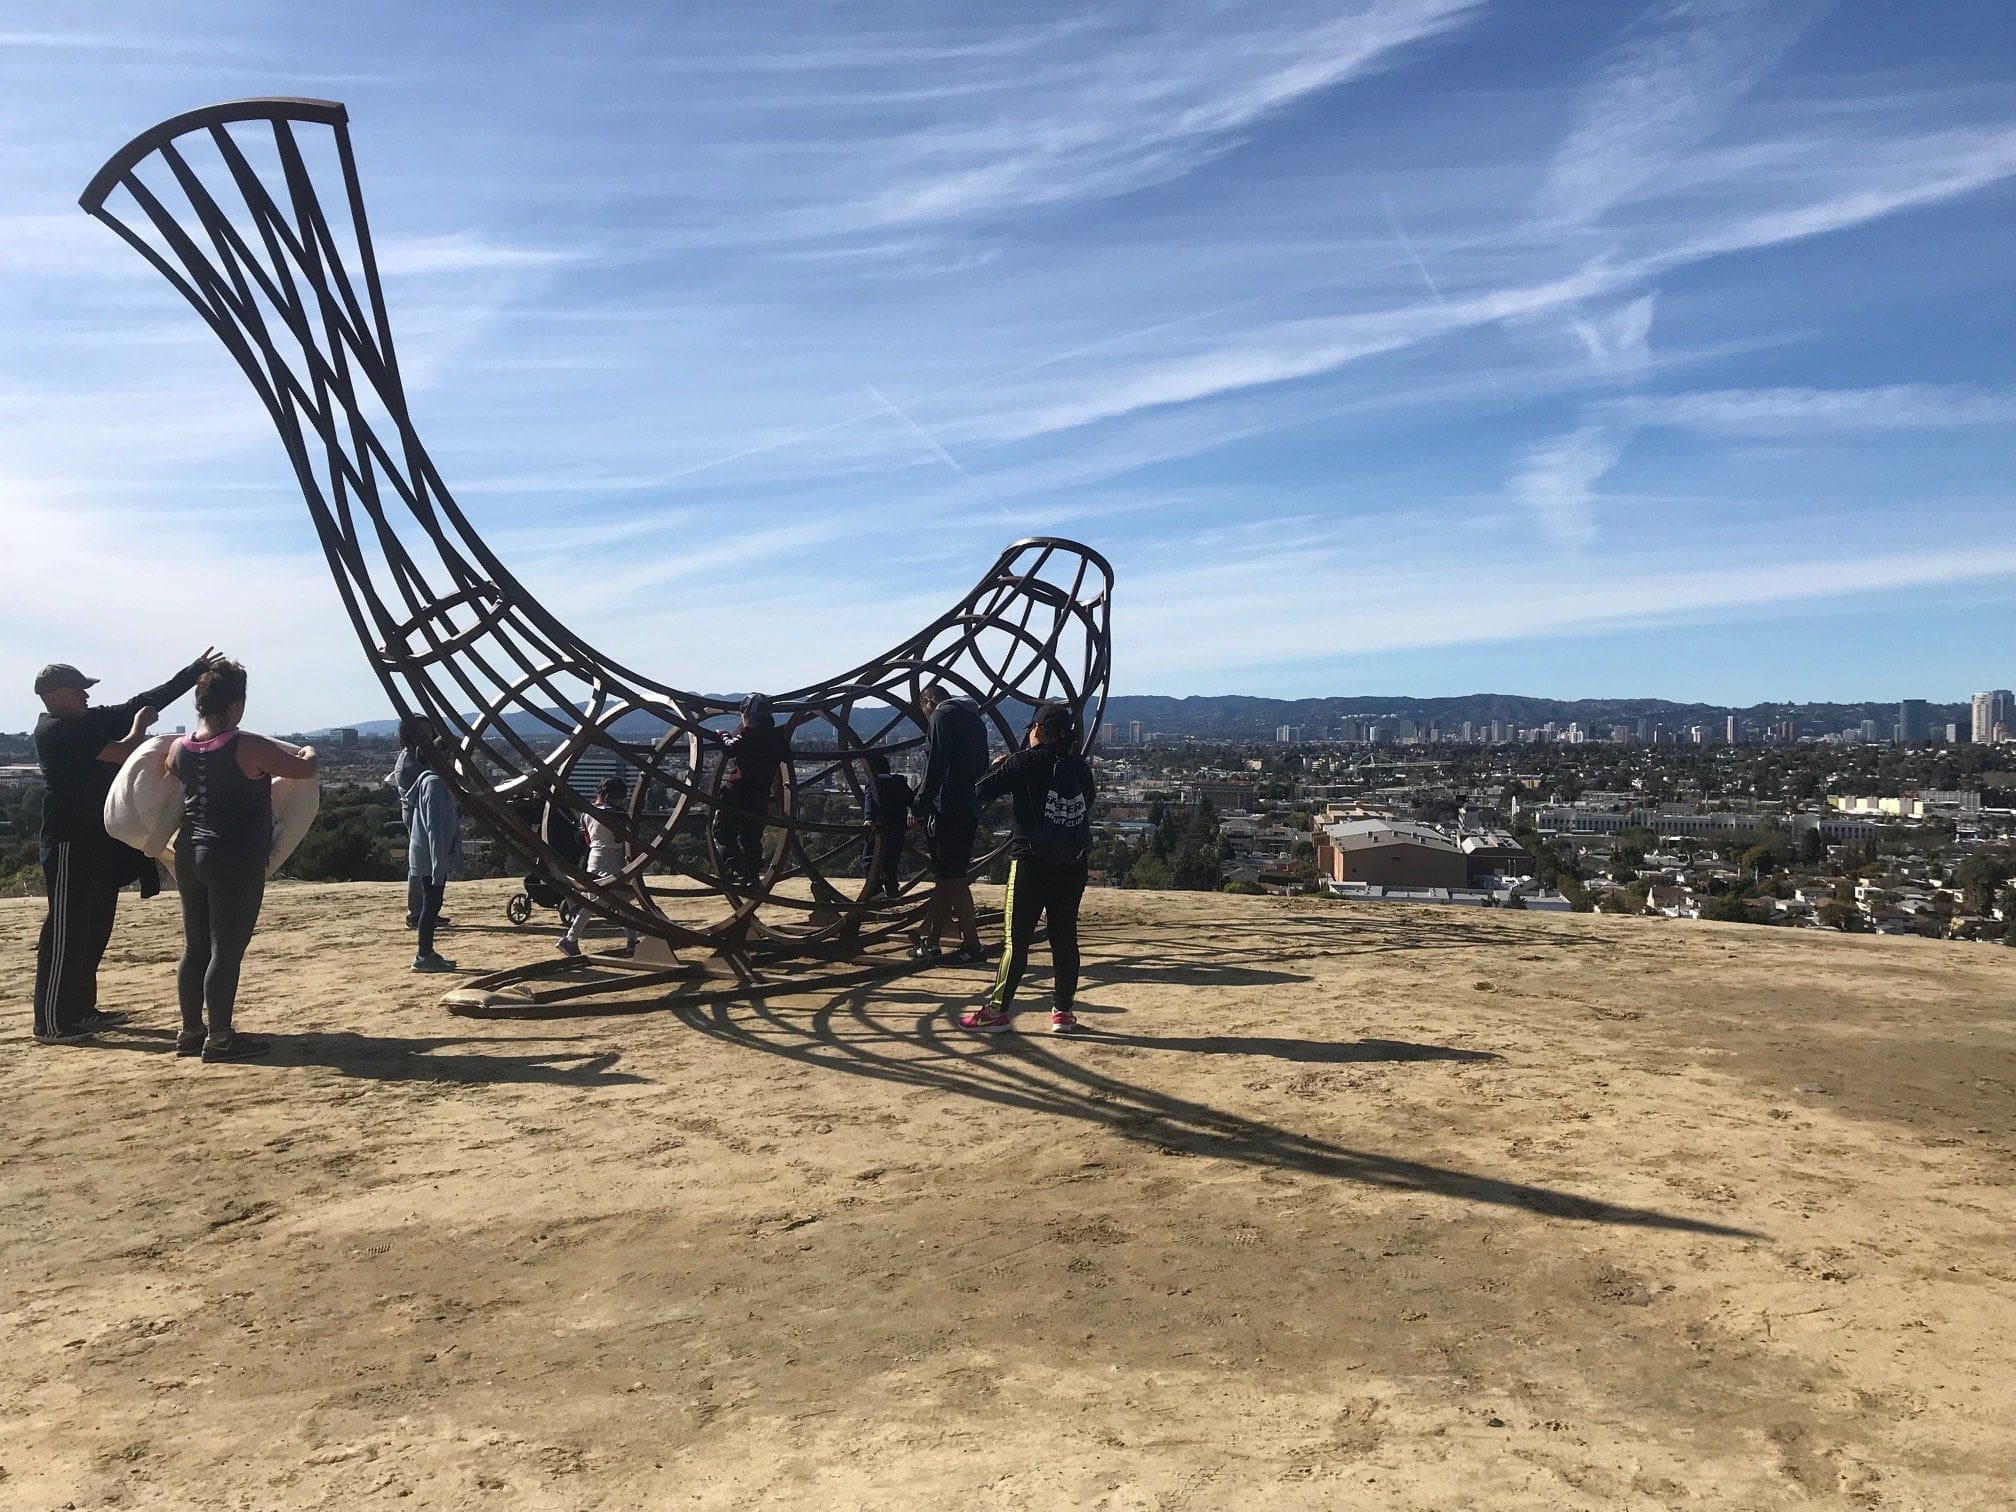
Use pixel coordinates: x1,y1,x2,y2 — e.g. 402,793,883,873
30,649,224,1044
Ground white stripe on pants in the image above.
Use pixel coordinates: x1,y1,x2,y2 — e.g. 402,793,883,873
41,842,71,1035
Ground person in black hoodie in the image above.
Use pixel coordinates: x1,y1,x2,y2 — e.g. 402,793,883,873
30,648,223,1044
712,694,790,887
859,752,913,898
961,701,1095,1035
909,683,989,962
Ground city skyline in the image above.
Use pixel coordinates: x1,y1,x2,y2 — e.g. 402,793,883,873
3,3,2014,731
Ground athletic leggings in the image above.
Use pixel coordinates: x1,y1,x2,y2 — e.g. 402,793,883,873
989,858,1088,1013
177,843,267,1038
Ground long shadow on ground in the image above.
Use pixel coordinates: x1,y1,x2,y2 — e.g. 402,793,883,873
88,1025,644,1088
671,979,1760,1240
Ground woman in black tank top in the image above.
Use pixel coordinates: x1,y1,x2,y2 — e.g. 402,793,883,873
167,661,318,1063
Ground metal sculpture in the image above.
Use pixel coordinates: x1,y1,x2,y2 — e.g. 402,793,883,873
82,98,1112,993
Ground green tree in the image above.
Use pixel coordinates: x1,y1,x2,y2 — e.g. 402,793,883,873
289,813,401,882
1953,855,2012,915
1700,891,1760,925
1126,853,1174,890
1740,844,1776,879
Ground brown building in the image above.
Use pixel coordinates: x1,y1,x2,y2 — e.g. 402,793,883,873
1190,781,1256,812
1460,833,1534,883
1316,820,1469,889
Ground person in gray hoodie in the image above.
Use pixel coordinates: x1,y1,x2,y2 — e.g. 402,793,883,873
399,722,463,972
388,718,428,928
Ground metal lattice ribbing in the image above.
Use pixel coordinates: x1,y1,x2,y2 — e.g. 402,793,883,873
83,99,1113,979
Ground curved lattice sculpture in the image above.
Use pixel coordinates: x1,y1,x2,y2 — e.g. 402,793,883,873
82,99,1112,983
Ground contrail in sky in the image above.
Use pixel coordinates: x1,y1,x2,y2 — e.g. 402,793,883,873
1382,186,1508,397
868,383,1029,527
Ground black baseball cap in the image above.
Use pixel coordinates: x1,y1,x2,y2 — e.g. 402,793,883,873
1033,701,1076,735
34,663,98,696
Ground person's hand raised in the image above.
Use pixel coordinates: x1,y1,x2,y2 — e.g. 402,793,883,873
127,706,159,739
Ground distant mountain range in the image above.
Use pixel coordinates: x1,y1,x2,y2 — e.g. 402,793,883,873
309,693,1969,744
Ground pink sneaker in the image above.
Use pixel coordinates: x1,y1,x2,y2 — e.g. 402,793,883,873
959,1007,1013,1034
1050,1009,1081,1034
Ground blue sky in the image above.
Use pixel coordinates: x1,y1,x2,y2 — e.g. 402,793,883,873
3,1,2013,730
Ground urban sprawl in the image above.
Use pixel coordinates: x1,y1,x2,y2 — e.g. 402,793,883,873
6,692,2016,942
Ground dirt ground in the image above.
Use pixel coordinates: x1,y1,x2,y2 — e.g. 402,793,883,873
3,879,2014,1510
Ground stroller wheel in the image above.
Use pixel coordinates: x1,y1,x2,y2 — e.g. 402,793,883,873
557,901,579,928
506,893,532,925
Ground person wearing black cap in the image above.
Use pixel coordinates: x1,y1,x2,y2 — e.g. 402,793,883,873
711,694,790,887
960,701,1096,1035
30,648,223,1044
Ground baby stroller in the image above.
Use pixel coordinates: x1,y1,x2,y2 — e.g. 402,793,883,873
503,797,585,928
506,871,578,928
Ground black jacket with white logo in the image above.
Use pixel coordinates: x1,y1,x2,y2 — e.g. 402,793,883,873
975,743,1096,864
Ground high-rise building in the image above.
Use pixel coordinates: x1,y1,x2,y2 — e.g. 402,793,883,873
1858,718,1879,743
1724,715,1738,745
1971,690,2014,745
1128,720,1144,746
1897,699,1930,744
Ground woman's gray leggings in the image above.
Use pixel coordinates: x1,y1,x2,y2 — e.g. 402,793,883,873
178,844,267,1038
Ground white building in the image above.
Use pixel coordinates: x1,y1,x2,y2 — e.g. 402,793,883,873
1971,690,2013,745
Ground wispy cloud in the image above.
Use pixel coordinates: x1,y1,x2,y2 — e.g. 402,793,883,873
1510,424,1632,549
373,233,582,277
1122,537,2016,684
1661,124,2016,261
830,1,1486,229
1616,384,2016,435
1538,0,1833,226
1569,294,1657,377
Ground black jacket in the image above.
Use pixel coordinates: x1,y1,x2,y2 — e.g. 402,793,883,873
35,657,207,847
916,698,988,819
975,743,1096,863
720,721,790,810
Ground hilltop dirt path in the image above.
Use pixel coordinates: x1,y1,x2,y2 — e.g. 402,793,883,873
3,881,2014,1509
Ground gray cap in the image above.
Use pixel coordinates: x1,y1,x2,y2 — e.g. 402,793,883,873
741,692,775,723
34,663,98,696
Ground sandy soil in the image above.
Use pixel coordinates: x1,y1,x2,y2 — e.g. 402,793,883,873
3,879,2014,1510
